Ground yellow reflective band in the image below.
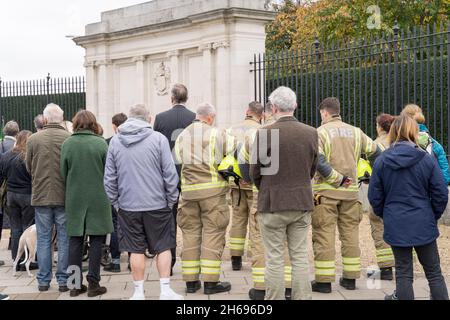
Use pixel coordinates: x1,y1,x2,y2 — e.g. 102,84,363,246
253,276,265,283
229,245,245,251
230,238,246,244
377,256,395,263
182,261,201,267
239,146,250,163
316,269,336,276
313,184,358,192
182,268,200,275
343,265,361,272
284,266,292,274
201,268,221,275
342,257,361,265
315,261,335,268
376,248,393,255
366,139,374,154
201,260,222,267
182,181,228,192
252,268,265,275
209,128,218,183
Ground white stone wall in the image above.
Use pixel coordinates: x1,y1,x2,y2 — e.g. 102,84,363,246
75,0,275,137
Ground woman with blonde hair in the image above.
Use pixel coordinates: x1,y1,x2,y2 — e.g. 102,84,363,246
369,115,449,300
401,104,450,184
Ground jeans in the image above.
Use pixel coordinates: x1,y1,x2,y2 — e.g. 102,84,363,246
35,207,69,286
109,207,120,263
69,235,106,287
260,211,312,300
392,240,449,300
8,193,35,260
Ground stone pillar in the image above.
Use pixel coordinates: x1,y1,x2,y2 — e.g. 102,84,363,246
213,41,231,129
167,50,180,85
198,44,214,104
95,59,113,134
133,55,146,105
84,60,97,115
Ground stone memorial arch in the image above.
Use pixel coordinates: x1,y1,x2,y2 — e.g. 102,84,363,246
74,0,275,136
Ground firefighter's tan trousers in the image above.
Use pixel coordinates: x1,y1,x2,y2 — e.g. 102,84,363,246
178,193,230,283
249,192,292,290
229,189,252,257
312,197,362,283
369,208,395,269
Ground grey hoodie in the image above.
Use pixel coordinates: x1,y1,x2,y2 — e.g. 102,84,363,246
104,118,179,212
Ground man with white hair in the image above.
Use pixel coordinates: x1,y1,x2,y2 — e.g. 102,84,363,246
250,86,319,300
26,103,71,293
174,103,232,295
104,104,182,301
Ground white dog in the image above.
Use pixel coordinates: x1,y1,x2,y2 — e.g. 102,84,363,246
12,225,56,278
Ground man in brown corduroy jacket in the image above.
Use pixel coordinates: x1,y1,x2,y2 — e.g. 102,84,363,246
250,86,318,300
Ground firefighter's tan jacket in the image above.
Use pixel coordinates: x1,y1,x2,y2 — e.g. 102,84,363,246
375,133,389,150
226,117,261,190
314,116,379,200
175,120,229,201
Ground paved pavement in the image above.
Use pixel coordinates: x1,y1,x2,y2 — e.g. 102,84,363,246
0,233,441,301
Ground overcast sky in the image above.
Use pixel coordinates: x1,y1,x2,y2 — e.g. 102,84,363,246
0,0,146,81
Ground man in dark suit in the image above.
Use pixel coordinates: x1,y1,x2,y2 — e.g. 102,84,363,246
154,84,196,273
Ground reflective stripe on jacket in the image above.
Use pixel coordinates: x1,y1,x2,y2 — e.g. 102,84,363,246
175,120,229,201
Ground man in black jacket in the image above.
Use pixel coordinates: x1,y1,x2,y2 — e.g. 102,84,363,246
153,84,196,273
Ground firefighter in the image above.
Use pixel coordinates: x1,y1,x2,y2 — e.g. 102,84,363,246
174,103,232,295
226,102,263,271
366,114,396,280
312,97,382,293
238,112,293,301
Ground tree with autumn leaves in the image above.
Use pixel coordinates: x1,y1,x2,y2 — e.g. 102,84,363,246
266,0,450,52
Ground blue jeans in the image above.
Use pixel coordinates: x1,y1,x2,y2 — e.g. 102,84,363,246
35,207,69,286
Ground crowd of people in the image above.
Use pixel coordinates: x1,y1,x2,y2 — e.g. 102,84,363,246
0,83,448,301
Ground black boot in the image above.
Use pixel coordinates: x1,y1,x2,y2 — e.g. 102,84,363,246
249,288,265,300
311,281,332,294
380,267,394,281
70,284,88,297
285,288,292,300
204,282,232,295
186,281,201,294
339,277,356,290
87,279,107,298
231,256,242,271
103,263,121,273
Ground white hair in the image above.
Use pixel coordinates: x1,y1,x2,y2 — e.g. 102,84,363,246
269,86,297,113
43,103,64,124
196,103,216,117
129,104,150,122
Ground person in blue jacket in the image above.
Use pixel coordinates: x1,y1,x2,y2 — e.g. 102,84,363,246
368,115,449,301
402,104,450,184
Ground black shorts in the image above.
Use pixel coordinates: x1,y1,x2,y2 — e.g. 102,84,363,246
118,208,176,255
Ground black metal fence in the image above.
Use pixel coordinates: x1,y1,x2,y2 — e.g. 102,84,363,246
252,23,450,152
0,74,86,133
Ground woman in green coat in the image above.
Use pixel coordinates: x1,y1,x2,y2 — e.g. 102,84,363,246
61,110,113,298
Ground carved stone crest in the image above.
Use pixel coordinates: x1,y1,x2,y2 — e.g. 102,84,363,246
154,62,171,96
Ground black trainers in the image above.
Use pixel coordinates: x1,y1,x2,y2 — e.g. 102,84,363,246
380,268,394,281
385,291,398,300
186,281,201,294
285,288,292,300
231,256,242,271
103,263,121,273
204,282,232,295
70,284,88,297
59,285,69,293
339,278,356,290
0,293,9,300
249,288,265,300
38,285,50,292
87,280,107,298
311,281,332,294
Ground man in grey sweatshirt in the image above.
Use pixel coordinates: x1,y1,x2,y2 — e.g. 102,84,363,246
104,104,182,300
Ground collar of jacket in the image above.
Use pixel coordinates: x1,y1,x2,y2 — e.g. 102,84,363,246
72,130,98,137
193,119,211,126
4,136,16,142
276,116,298,123
245,116,261,124
173,104,187,109
322,115,342,125
44,123,67,131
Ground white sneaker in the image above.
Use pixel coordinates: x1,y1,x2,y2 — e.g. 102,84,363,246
160,289,184,300
130,293,146,300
